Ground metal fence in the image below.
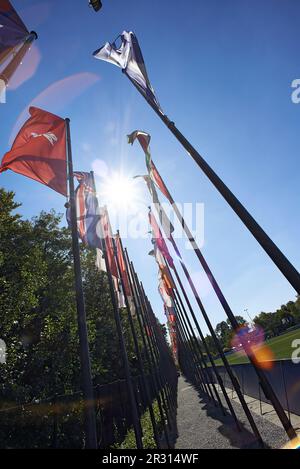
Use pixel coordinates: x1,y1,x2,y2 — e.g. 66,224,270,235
210,359,300,417
0,373,166,449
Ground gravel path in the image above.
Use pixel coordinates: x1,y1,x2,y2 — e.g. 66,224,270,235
174,376,289,449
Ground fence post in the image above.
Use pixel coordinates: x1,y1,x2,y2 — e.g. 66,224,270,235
281,360,291,421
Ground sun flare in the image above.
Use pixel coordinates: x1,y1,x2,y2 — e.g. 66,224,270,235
98,172,141,211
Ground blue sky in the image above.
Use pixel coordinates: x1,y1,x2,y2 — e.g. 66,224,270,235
1,0,299,335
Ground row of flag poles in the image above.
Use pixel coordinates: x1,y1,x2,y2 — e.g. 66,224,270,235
1,1,299,447
0,105,178,448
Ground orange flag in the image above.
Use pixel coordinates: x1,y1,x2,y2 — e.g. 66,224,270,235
0,107,67,196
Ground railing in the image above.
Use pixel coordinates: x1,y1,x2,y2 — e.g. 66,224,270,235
208,359,300,417
0,372,176,448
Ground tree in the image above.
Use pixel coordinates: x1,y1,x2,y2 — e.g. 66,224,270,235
0,188,151,447
203,335,217,356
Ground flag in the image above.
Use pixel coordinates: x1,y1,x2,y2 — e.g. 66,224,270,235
168,313,176,325
149,210,174,268
128,130,172,202
93,31,162,114
149,243,175,291
115,233,131,297
0,107,67,195
100,207,119,279
149,238,175,310
68,172,104,249
158,277,173,309
136,174,174,237
95,247,106,272
99,207,131,309
0,0,29,57
113,276,126,309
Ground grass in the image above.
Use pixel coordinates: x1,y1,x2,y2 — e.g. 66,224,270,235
113,399,165,449
213,328,300,366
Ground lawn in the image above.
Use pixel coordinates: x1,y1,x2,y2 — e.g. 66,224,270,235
213,328,300,366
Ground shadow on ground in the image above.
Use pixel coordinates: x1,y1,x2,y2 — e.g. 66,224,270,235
171,376,273,449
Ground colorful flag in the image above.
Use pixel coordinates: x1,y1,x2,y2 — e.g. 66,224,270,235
136,174,174,237
93,31,162,114
0,0,29,57
113,276,126,309
149,243,175,291
115,233,131,297
0,107,67,195
149,211,174,268
95,247,106,272
100,207,119,279
128,130,172,202
70,172,103,249
158,277,173,309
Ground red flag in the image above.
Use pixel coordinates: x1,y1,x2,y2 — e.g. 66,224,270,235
149,211,174,268
100,207,118,278
150,160,172,202
0,107,67,196
128,130,172,202
115,234,131,297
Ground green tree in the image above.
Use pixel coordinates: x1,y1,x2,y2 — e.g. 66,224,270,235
0,188,148,448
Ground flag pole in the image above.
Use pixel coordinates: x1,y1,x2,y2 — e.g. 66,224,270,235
113,233,160,448
91,203,143,449
126,73,300,295
0,32,37,87
170,230,297,439
149,210,263,443
146,293,178,417
0,44,16,67
140,285,177,415
124,249,172,448
169,272,226,412
131,264,175,429
149,163,298,438
170,260,241,424
65,119,97,449
173,302,208,396
148,169,297,441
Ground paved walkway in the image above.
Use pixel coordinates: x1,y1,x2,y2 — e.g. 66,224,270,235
173,376,291,449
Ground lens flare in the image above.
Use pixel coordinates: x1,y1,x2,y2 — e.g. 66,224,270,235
9,72,100,145
8,43,41,90
251,344,274,369
231,325,274,369
231,324,264,354
98,171,140,211
282,436,300,449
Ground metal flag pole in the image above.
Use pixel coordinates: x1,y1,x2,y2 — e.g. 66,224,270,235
169,239,296,440
142,286,175,409
147,161,297,439
114,233,160,448
0,44,16,67
126,73,300,296
149,207,262,442
170,272,225,411
138,276,175,422
132,267,174,429
89,183,143,449
124,249,172,448
0,31,37,87
170,260,240,424
142,288,178,414
65,120,97,449
174,301,208,396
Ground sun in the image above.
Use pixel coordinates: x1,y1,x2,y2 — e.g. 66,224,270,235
98,171,141,211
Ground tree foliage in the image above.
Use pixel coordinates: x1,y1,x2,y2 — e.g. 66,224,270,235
0,188,144,447
203,298,300,357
